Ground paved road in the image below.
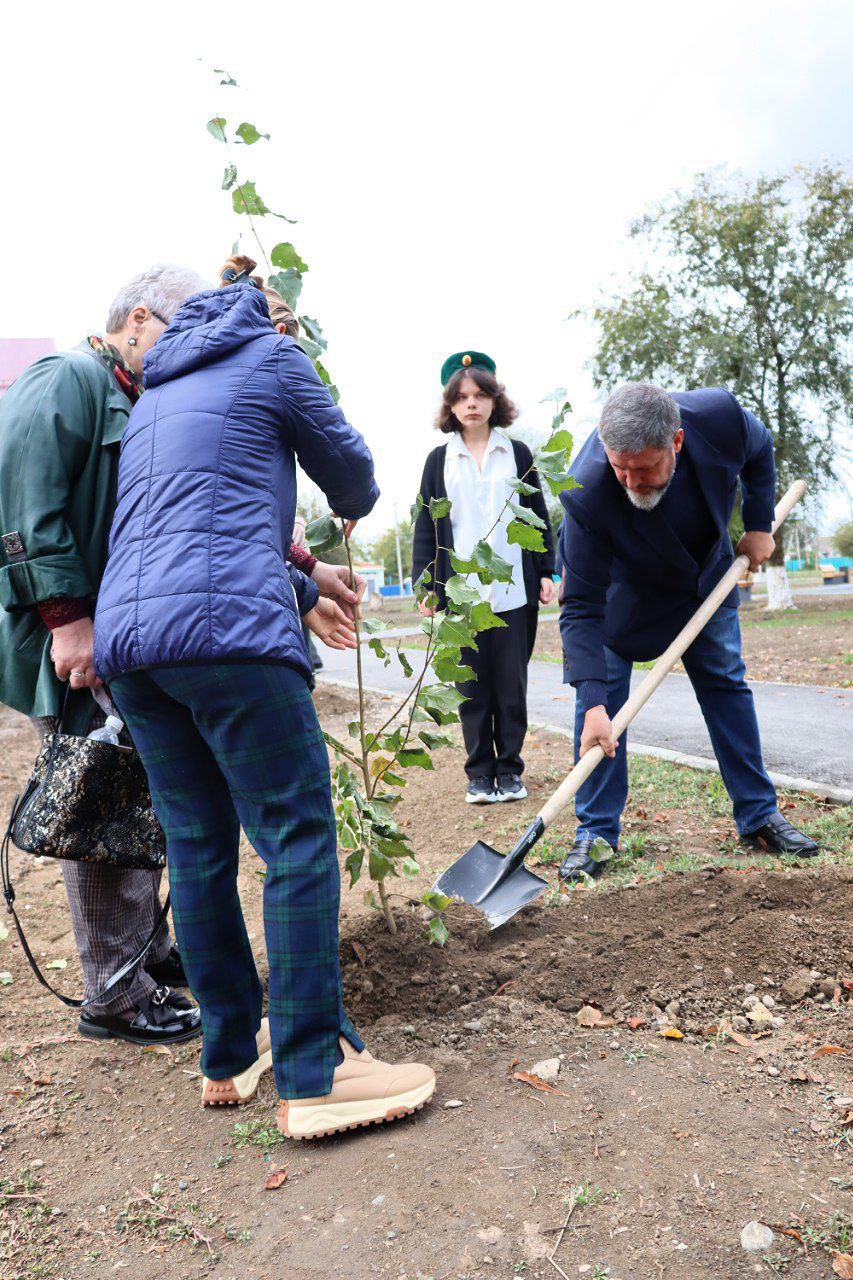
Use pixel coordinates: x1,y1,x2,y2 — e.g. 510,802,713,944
317,644,853,793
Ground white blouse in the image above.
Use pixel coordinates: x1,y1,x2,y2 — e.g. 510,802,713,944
444,429,526,614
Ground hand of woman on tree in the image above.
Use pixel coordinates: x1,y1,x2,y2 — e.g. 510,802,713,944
539,576,555,605
50,617,102,689
311,561,366,621
304,597,358,650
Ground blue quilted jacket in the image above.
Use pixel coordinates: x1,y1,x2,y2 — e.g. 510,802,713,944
94,286,378,681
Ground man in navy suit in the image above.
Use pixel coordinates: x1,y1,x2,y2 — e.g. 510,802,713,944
558,382,818,880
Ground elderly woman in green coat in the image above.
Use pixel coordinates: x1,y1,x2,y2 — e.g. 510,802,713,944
0,264,207,1045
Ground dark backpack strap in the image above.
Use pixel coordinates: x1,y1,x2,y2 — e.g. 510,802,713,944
2,793,170,1010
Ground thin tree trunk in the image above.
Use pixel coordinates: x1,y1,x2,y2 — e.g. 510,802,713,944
765,534,794,610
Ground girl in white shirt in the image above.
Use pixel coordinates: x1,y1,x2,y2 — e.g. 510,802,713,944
411,352,555,804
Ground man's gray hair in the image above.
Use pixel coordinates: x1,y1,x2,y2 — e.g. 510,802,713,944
598,382,681,454
105,264,208,333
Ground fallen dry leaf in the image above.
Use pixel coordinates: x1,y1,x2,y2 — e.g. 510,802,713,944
264,1169,288,1190
841,978,853,992
723,1026,755,1049
746,1004,773,1025
351,940,367,967
627,1016,645,1030
832,985,841,1006
832,1253,853,1278
494,980,514,997
812,1044,847,1059
511,1070,572,1099
659,1028,684,1040
672,1130,691,1139
789,1068,813,1084
142,1045,173,1057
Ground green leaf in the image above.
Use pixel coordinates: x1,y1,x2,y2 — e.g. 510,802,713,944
368,846,395,881
271,242,309,272
417,683,465,724
543,472,582,497
46,958,68,970
397,747,434,770
418,730,452,750
266,268,303,309
312,359,340,403
507,519,545,551
469,600,508,632
588,837,615,864
396,649,414,678
400,856,420,878
445,577,480,609
508,500,546,529
421,889,452,913
428,496,451,520
509,476,538,496
436,616,477,651
0,971,12,985
344,849,365,887
380,770,406,788
368,637,390,666
347,720,361,739
540,387,568,403
544,428,573,453
305,513,342,555
451,541,513,585
428,916,449,946
235,121,270,145
361,618,386,635
232,180,268,215
213,69,239,87
375,837,413,860
299,316,327,351
207,117,228,142
433,654,476,683
410,493,424,523
222,164,237,190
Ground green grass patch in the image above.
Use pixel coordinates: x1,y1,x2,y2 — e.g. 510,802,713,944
741,606,853,630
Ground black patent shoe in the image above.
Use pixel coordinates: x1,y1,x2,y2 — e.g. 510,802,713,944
741,812,819,858
78,986,202,1045
145,944,188,988
558,831,607,882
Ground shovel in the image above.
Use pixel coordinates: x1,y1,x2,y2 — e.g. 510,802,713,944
433,480,806,929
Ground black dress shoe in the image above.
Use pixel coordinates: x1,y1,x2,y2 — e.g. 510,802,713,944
741,812,820,857
78,986,202,1045
558,831,606,882
145,944,188,988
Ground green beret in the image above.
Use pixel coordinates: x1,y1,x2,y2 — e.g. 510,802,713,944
440,350,497,387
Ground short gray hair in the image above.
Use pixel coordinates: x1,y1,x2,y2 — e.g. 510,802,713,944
598,382,681,454
105,264,208,332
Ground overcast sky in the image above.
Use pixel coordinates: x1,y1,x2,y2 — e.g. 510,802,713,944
2,0,850,540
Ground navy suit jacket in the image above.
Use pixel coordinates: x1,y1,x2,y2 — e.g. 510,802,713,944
558,388,775,684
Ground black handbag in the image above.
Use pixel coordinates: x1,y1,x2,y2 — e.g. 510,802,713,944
1,689,169,1007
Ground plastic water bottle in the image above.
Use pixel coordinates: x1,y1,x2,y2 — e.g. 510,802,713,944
87,715,124,744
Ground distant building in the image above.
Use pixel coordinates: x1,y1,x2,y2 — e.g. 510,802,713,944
352,561,385,599
0,339,56,398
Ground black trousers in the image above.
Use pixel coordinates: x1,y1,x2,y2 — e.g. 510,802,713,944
457,605,530,780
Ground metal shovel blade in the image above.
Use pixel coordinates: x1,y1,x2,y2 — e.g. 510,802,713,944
434,841,549,930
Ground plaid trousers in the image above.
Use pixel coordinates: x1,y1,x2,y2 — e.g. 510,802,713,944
109,662,363,1099
31,717,172,1016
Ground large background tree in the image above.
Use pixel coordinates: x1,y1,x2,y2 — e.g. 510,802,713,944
587,164,852,608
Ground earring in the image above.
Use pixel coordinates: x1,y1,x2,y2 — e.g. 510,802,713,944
127,337,138,347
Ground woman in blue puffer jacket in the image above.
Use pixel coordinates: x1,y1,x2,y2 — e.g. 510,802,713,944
94,281,435,1140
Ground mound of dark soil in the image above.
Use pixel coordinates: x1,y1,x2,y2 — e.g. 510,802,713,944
342,866,853,1028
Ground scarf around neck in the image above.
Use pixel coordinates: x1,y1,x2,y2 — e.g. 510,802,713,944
87,336,143,404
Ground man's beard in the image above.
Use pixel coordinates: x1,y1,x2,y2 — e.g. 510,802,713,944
624,457,677,511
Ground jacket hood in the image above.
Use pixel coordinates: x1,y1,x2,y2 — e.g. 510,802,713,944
143,285,273,387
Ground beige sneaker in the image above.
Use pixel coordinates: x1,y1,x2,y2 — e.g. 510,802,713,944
277,1036,436,1139
201,1017,273,1106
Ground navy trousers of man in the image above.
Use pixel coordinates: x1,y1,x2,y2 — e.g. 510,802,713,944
573,608,778,848
110,663,363,1099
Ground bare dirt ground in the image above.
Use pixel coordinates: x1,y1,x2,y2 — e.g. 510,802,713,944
1,687,851,1280
530,598,853,688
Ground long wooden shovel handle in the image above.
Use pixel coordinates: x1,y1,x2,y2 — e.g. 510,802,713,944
537,479,807,831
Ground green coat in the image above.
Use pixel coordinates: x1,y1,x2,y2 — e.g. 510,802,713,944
0,343,131,734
